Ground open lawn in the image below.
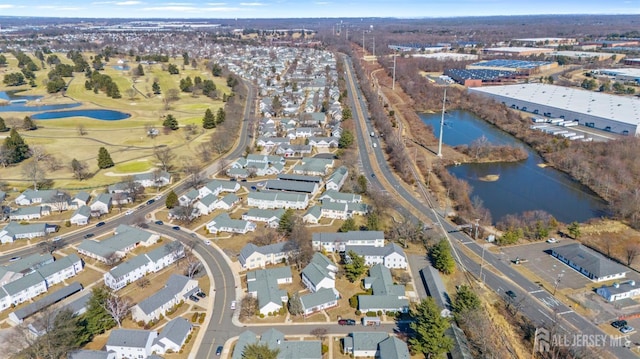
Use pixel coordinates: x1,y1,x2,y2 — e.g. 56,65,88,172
0,53,232,191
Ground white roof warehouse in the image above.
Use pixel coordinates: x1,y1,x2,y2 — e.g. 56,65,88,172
469,83,640,136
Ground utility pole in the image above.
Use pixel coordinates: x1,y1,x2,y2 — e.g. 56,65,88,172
362,30,365,52
437,87,447,157
346,27,348,41
372,37,375,57
392,53,397,90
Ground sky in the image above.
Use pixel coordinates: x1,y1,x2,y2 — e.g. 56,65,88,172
0,0,639,19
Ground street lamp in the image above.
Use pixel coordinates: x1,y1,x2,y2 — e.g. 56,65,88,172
553,271,564,296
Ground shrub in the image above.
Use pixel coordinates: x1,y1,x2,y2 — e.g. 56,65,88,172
198,313,205,324
376,310,382,316
137,321,145,327
279,307,286,315
259,313,265,318
366,311,376,317
178,300,184,307
65,220,71,227
355,310,361,316
322,344,329,354
159,314,164,321
349,295,358,308
191,312,199,322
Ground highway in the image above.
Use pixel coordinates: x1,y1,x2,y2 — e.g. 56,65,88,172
341,55,632,358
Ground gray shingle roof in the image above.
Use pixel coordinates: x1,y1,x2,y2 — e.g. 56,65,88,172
300,288,336,310
106,329,156,348
3,272,45,296
357,295,409,311
11,282,83,321
137,274,193,315
239,241,292,265
247,267,291,311
36,254,81,280
420,265,449,310
145,242,183,263
312,231,384,244
72,205,92,218
69,350,114,359
155,317,191,348
552,243,628,278
348,332,391,352
107,254,150,280
377,336,410,359
232,329,322,359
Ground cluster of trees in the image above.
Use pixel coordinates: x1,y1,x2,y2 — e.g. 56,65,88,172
13,50,39,71
202,108,226,129
139,54,170,62
66,50,90,72
0,54,6,66
167,63,179,75
179,75,217,97
496,210,558,245
85,72,121,98
3,72,26,86
454,135,528,163
46,63,75,93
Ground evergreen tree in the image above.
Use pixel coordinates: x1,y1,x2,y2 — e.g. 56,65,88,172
287,292,304,316
84,286,115,335
242,342,279,359
568,221,581,239
430,239,456,275
137,63,144,76
211,63,222,77
452,285,481,316
338,129,354,148
216,107,226,124
4,128,30,163
366,212,380,231
344,250,366,282
339,218,357,232
163,114,179,130
165,190,178,209
409,298,454,357
0,116,8,132
97,147,114,169
152,81,161,94
277,208,295,234
202,108,216,129
23,116,37,130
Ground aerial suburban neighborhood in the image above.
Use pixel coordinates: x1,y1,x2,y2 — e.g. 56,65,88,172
0,7,640,359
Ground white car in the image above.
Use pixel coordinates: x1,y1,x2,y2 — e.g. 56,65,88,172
230,300,237,310
205,240,211,246
155,195,162,200
546,238,558,243
125,210,134,215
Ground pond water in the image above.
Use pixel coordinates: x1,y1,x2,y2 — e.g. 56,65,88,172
112,65,130,71
32,109,131,121
421,110,607,223
0,91,81,112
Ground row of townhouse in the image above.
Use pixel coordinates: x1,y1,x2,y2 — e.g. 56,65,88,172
241,208,285,228
299,253,340,316
0,253,54,286
227,154,286,179
233,329,322,359
178,179,241,207
238,241,295,270
343,332,410,359
205,213,257,235
0,254,83,312
303,202,369,223
0,222,58,244
103,242,185,291
344,243,408,270
358,264,409,314
77,225,159,263
247,191,309,210
131,274,198,323
246,267,292,315
312,231,386,252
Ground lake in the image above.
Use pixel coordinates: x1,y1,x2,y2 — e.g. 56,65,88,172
32,109,130,121
420,110,607,224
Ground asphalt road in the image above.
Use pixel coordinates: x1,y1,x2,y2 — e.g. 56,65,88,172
341,55,633,358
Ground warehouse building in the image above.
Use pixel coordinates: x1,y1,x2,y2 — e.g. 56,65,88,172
591,68,640,84
482,47,554,57
469,84,640,135
467,59,557,75
549,51,619,62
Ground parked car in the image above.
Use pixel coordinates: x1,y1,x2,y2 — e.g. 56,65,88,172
371,173,376,178
230,300,237,310
216,346,223,356
52,236,62,242
125,210,134,215
250,186,257,191
196,291,206,298
155,195,162,200
546,238,558,243
612,320,628,329
9,256,21,262
230,178,237,182
84,233,95,239
241,179,247,182
621,326,635,334
95,221,106,227
155,220,164,225
189,295,200,302
146,199,155,205
172,226,180,230
205,240,211,246
338,319,356,326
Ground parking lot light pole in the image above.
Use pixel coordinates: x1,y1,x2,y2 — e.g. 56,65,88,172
553,272,564,296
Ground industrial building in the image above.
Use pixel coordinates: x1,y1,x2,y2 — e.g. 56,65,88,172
592,68,640,84
444,68,525,87
513,37,577,46
624,58,640,66
549,51,620,62
469,84,640,135
482,47,554,57
467,59,557,74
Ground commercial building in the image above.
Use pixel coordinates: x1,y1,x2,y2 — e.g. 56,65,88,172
467,59,557,74
469,83,640,135
482,47,554,57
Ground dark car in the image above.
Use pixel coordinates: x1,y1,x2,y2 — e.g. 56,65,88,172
371,173,376,178
250,186,257,191
229,178,237,182
146,199,155,205
154,220,164,225
505,290,517,299
216,346,223,356
172,226,180,230
339,319,356,326
612,320,628,329
84,233,95,239
95,221,106,227
189,295,199,302
196,291,206,298
241,179,247,182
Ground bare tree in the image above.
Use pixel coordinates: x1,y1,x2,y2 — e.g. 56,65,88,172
626,244,640,266
22,159,45,190
310,328,328,341
153,146,175,172
71,158,89,181
125,88,137,100
103,293,132,328
77,124,87,136
50,191,71,213
182,157,203,189
124,176,144,203
239,295,258,320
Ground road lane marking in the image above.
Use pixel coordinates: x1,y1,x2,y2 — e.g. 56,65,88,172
538,309,553,321
558,310,573,315
529,290,545,294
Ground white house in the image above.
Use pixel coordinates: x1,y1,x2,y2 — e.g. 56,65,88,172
247,267,292,315
241,208,285,228
77,225,160,263
133,171,172,188
301,253,338,292
131,274,198,323
206,213,256,235
596,280,640,302
247,191,309,210
90,193,112,216
193,194,218,215
1,272,47,308
325,166,348,191
345,243,408,269
106,329,158,359
214,193,240,210
318,190,362,204
303,205,322,224
312,231,385,252
300,288,339,316
71,192,91,208
551,243,628,282
0,222,57,244
36,254,84,287
70,206,91,226
238,241,295,269
9,206,50,221
151,317,193,354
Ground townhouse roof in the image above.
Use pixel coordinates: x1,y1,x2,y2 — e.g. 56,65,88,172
11,282,83,322
346,332,391,352
198,193,217,207
17,189,60,203
146,242,183,263
3,271,45,296
69,350,115,359
377,336,410,359
344,243,406,260
155,317,192,347
72,205,92,218
319,190,361,203
136,274,194,315
106,329,156,348
208,213,252,231
5,253,54,275
365,264,405,296
2,222,50,236
232,329,322,359
78,239,115,259
304,205,322,220
243,208,285,221
249,191,308,203
420,265,449,310
11,206,45,216
312,231,385,244
134,170,171,182
92,193,112,205
276,174,322,183
247,267,291,310
239,241,292,264
36,254,81,280
204,179,240,193
107,254,150,280
326,166,348,184
300,288,336,310
265,180,317,193
358,295,409,311
219,193,240,206
72,191,91,204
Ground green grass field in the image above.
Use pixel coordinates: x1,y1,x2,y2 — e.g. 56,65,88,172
0,52,233,191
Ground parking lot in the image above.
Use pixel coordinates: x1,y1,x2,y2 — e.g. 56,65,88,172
501,239,591,291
